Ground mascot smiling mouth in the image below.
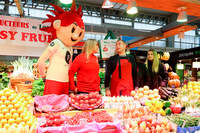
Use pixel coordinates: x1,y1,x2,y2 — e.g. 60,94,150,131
71,37,77,42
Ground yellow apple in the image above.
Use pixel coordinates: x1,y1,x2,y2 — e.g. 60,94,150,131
12,113,19,119
5,113,12,120
1,119,8,125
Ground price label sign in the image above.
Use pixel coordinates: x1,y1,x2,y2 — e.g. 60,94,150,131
99,39,117,59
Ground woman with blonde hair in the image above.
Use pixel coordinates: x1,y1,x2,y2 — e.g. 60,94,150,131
145,49,168,89
69,39,100,93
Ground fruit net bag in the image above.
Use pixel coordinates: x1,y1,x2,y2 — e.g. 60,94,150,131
34,94,69,112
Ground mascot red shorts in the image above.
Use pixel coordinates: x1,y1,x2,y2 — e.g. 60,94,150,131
44,79,69,95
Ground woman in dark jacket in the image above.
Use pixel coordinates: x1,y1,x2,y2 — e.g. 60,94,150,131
145,49,168,89
104,40,137,96
135,60,150,88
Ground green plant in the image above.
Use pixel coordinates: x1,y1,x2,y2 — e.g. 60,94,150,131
31,78,44,96
0,72,10,90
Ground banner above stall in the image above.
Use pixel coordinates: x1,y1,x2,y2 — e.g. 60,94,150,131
0,15,83,56
0,15,51,47
0,15,51,56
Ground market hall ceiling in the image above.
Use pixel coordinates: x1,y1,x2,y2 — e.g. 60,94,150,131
1,0,200,47
1,0,173,25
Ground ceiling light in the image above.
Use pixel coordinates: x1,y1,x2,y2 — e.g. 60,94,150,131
126,0,138,15
177,7,188,22
60,0,73,4
102,0,113,8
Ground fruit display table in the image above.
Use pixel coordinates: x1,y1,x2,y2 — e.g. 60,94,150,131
1,83,200,133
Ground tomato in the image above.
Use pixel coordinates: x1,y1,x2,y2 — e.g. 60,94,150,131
90,105,94,108
83,95,89,100
79,100,84,104
90,99,97,104
96,100,102,105
71,99,75,104
74,102,79,106
76,95,80,100
79,94,84,99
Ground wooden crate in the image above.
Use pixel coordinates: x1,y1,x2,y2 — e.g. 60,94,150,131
10,78,34,94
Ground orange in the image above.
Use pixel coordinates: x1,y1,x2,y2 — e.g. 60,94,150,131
4,91,11,97
1,105,6,110
23,116,29,122
1,96,7,101
8,118,15,125
8,95,15,101
4,123,10,129
2,109,9,115
14,103,20,109
12,113,19,119
19,122,25,126
10,109,16,114
15,117,22,124
12,100,18,105
4,100,10,106
26,120,33,127
5,113,12,120
0,91,4,96
0,100,3,106
0,114,3,120
7,104,13,110
11,123,18,128
17,108,24,114
20,112,27,119
1,119,7,125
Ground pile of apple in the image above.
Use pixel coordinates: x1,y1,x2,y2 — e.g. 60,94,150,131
103,96,137,109
103,96,134,103
122,105,176,133
69,92,102,110
0,88,36,133
122,106,150,119
131,86,160,101
124,116,176,133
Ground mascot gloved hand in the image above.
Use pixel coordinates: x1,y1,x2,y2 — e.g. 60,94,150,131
37,0,85,95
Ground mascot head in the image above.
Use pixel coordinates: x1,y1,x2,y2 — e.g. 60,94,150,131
41,0,85,46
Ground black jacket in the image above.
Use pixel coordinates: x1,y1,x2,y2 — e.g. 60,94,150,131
135,62,150,88
104,54,137,88
146,61,168,89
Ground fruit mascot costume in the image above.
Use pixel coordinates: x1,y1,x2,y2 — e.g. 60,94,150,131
37,0,85,95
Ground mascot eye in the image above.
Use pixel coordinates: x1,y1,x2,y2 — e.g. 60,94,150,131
72,27,75,33
79,32,82,37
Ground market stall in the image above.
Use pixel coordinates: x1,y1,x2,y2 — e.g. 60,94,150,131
1,0,200,132
0,56,200,132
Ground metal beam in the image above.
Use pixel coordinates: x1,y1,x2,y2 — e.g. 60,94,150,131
14,0,24,17
127,16,200,45
85,23,151,37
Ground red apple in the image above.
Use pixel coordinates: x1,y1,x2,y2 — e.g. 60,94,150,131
84,100,88,104
79,100,84,104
